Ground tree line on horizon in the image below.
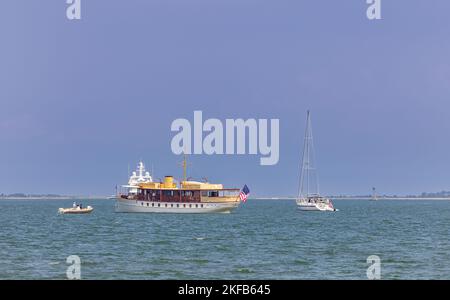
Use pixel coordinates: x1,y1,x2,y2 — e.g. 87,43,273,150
0,193,64,198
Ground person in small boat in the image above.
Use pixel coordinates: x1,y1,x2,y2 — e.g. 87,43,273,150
80,203,83,209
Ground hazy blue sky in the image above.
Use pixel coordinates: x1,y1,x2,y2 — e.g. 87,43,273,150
1,1,450,196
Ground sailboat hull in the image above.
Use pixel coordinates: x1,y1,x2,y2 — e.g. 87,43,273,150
297,204,322,211
296,199,336,212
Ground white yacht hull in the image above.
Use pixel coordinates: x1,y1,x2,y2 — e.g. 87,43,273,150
115,199,240,214
296,200,337,212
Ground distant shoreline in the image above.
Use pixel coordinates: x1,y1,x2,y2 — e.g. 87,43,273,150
0,197,113,200
332,197,450,201
253,197,450,201
1,196,450,201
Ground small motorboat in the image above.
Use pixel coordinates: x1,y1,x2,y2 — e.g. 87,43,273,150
59,206,93,214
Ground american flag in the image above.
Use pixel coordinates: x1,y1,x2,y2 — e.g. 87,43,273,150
239,185,250,202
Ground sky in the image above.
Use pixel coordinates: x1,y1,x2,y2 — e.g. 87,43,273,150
1,0,450,196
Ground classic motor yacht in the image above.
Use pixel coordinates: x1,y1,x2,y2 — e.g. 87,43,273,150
115,157,242,213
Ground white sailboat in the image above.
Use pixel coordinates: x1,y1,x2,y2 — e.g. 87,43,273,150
296,111,337,212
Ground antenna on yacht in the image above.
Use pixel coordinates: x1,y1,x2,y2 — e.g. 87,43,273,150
180,154,192,182
182,154,187,182
138,161,145,177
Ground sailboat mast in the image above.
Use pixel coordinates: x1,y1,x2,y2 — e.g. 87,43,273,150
306,111,311,197
298,111,310,198
306,110,313,197
308,112,319,196
298,110,320,199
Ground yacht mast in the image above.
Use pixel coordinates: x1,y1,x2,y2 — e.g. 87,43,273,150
182,154,187,182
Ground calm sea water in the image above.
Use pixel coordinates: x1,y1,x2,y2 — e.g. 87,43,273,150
0,199,449,279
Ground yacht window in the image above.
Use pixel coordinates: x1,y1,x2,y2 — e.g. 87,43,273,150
163,190,174,197
208,191,219,197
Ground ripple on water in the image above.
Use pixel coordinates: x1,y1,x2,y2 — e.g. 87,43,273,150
235,268,254,274
293,259,309,265
153,240,171,245
214,245,230,252
189,258,210,265
151,258,172,265
141,271,162,277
